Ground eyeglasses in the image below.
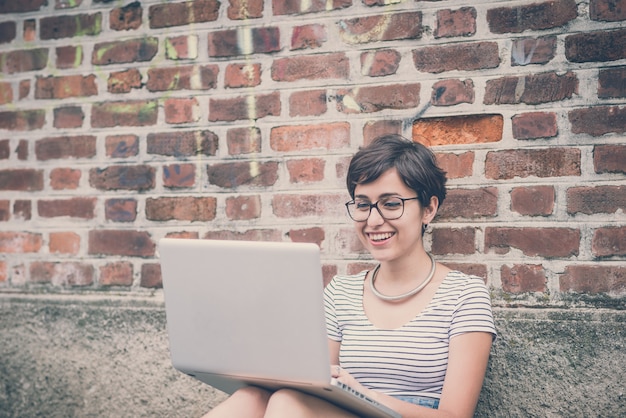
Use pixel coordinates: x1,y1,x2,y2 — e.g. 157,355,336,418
345,196,420,222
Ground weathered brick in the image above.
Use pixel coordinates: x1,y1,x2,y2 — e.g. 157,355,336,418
339,12,423,44
435,7,476,38
0,109,45,131
273,0,351,15
100,262,133,286
149,0,220,28
289,90,327,117
442,263,488,281
89,165,155,191
486,227,580,257
164,97,200,124
413,42,500,73
88,230,155,257
485,148,581,180
163,164,195,188
30,261,94,286
487,0,577,33
49,231,80,255
431,79,474,106
363,120,402,145
227,0,264,19
147,130,218,157
18,81,30,100
511,36,557,66
565,28,626,63
56,45,83,69
593,226,626,257
291,24,326,50
53,106,84,129
140,263,162,288
145,197,216,221
203,229,282,242
0,261,5,283
568,106,626,136
272,193,345,218
50,167,81,190
105,198,137,222
484,71,578,105
412,114,503,146
207,161,279,188
0,201,9,221
560,265,626,294
431,227,476,255
0,169,43,191
35,74,97,99
208,27,280,57
0,21,16,44
209,92,280,122
286,158,325,183
435,152,474,180
0,48,48,74
270,123,350,152
35,135,96,161
91,100,158,128
0,139,8,159
227,127,261,155
165,35,198,60
288,227,325,246
146,65,218,91
92,37,158,65
360,49,401,77
0,232,42,253
594,144,626,174
437,188,498,219
336,83,420,114
590,0,626,21
13,200,31,220
567,185,626,215
224,63,261,88
501,264,546,293
272,53,349,82
512,112,558,140
0,82,12,105
40,13,101,39
38,197,96,219
226,195,262,220
598,66,626,98
24,19,36,41
110,2,142,31
107,68,142,94
510,186,555,216
106,134,139,158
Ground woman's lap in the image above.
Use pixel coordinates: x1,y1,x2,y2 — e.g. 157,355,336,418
392,395,440,409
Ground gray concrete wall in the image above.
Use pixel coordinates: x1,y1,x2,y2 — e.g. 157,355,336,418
0,294,624,418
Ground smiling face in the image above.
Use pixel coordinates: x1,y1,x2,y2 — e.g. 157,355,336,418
353,168,437,264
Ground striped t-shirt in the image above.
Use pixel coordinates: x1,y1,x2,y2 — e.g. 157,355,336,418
324,269,496,399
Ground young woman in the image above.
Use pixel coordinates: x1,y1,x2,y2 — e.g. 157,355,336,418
205,134,496,418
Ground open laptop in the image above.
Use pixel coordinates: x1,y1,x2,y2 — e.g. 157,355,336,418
159,238,400,418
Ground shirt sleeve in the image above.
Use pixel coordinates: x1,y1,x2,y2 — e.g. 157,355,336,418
323,277,342,342
450,276,497,340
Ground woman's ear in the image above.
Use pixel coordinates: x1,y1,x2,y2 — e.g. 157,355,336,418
422,196,439,225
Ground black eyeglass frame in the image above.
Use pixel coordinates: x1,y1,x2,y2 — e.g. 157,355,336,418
345,196,420,222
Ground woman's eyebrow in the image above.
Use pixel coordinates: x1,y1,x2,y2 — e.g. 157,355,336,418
354,192,400,200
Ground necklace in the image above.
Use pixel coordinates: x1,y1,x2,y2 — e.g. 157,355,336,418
369,252,436,302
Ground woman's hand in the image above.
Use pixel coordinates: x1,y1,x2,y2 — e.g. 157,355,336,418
330,365,371,397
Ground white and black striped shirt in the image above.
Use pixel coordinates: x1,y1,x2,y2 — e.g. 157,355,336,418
324,270,496,398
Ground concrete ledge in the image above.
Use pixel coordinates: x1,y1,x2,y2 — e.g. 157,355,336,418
0,294,624,417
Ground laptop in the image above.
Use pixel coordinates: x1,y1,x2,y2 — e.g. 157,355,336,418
159,238,401,418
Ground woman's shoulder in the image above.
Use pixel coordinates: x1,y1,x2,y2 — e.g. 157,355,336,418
439,269,490,297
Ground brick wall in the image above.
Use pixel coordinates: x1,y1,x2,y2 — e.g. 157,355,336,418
0,0,624,306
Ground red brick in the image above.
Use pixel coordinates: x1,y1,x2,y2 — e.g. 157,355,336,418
0,21,16,44
441,263,487,281
485,227,579,257
89,165,155,191
16,140,27,160
288,227,325,246
485,148,581,180
208,161,279,188
56,45,83,69
567,185,626,215
431,79,474,106
435,152,474,179
224,63,261,88
287,158,325,183
512,112,557,140
337,83,420,114
106,134,139,158
568,106,626,136
0,261,6,283
163,163,196,188
291,24,326,50
100,262,133,286
38,197,96,219
227,127,262,155
40,13,101,39
272,193,345,218
484,71,578,105
165,35,198,60
0,140,8,159
24,19,36,41
147,130,218,157
0,169,43,191
209,92,280,122
35,135,96,161
413,42,499,73
590,0,626,21
270,123,350,152
203,229,282,242
50,167,81,190
149,0,220,28
146,65,218,91
105,198,137,222
226,195,262,220
0,232,42,253
431,227,476,255
273,0,350,15
13,200,31,220
363,120,402,145
227,0,264,19
110,2,142,31
0,82,12,105
35,74,97,99
437,188,498,219
565,28,626,63
164,97,200,124
339,12,423,44
594,144,626,174
145,197,217,221
92,37,158,65
289,90,327,117
511,37,557,66
88,230,155,257
487,0,577,33
272,53,349,82
53,106,84,129
108,68,142,94
0,201,9,221
412,114,503,146
598,67,626,98
501,264,546,293
510,186,554,216
0,48,48,74
0,109,45,131
560,265,626,294
30,262,94,286
435,7,476,38
18,81,30,100
140,263,162,288
360,49,401,77
208,27,280,57
91,100,158,128
49,231,80,255
593,226,626,257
